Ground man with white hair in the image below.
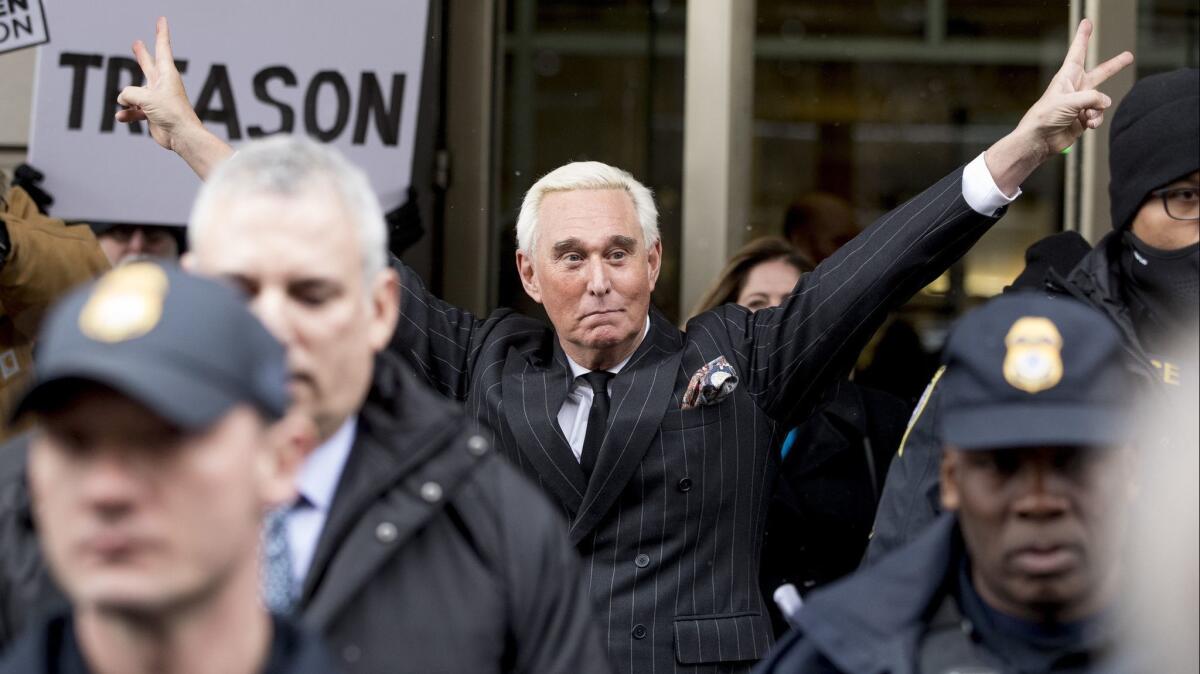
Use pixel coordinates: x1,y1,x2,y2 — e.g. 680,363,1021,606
115,17,1130,673
2,85,610,674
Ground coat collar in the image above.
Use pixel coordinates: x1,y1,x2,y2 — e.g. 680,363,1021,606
568,308,684,544
796,514,962,673
299,354,479,629
500,307,685,536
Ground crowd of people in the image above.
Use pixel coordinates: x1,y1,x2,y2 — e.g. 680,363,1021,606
0,15,1196,674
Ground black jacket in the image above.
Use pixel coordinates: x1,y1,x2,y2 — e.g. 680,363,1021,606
0,354,612,674
759,380,909,634
865,233,1165,563
756,515,1110,674
391,167,1000,673
0,613,339,674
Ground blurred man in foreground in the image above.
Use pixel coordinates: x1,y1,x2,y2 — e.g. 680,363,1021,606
0,263,336,673
867,68,1199,561
757,293,1136,673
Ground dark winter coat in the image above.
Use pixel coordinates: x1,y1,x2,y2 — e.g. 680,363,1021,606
865,233,1168,563
0,354,612,674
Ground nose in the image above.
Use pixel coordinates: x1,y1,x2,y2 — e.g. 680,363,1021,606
79,446,141,520
586,258,612,297
249,287,299,349
1013,461,1070,521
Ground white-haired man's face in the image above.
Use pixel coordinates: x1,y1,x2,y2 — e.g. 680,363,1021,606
516,188,662,370
185,188,398,441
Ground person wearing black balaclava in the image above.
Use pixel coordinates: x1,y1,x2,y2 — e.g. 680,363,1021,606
864,68,1198,565
1065,67,1198,382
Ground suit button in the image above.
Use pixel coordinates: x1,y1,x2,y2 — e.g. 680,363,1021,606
677,477,692,492
375,521,398,543
635,554,650,568
342,644,361,663
467,434,489,456
420,481,443,503
632,624,647,639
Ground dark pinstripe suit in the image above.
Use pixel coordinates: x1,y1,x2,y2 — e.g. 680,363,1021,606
390,168,999,673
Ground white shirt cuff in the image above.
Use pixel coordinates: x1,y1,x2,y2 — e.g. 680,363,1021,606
962,152,1020,216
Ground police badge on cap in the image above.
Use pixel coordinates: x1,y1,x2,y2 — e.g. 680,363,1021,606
1002,316,1064,394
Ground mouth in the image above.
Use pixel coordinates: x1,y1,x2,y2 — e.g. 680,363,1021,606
1009,544,1081,577
81,532,146,559
581,308,623,320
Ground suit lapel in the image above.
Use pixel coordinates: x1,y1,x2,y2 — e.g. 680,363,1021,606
501,344,587,514
569,310,684,545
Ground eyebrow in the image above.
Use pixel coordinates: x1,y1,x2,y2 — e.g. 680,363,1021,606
551,235,639,255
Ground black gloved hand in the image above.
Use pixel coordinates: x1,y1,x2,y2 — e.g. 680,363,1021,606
12,164,54,215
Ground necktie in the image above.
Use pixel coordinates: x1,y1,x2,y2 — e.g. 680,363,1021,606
580,370,614,480
261,505,297,615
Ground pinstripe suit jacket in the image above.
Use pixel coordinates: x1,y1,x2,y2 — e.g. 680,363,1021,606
391,168,1000,673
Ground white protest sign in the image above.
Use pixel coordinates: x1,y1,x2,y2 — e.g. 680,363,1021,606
28,1,429,224
0,0,49,55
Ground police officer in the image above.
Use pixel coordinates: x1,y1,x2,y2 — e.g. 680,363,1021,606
867,67,1198,561
757,292,1136,673
0,262,337,673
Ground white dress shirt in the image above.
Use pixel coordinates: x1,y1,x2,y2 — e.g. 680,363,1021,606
553,155,1015,460
285,416,356,585
557,317,650,461
963,151,1021,215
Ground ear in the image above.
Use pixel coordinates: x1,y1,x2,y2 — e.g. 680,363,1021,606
516,248,543,304
939,449,961,512
258,409,318,508
646,239,663,292
366,268,401,353
179,251,196,271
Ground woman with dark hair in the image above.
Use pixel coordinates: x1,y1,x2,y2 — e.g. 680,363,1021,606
691,236,910,636
689,236,815,315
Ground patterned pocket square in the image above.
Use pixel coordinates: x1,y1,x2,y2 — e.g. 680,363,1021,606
682,356,739,410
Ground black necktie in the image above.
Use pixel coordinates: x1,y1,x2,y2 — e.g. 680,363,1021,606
580,370,614,480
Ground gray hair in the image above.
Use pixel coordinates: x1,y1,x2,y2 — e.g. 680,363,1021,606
188,136,387,281
515,161,658,254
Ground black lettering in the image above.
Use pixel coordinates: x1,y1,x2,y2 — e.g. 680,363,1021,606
0,24,7,42
59,52,103,130
101,57,144,133
353,72,404,146
11,13,32,38
9,0,29,11
248,66,296,138
304,70,350,142
194,64,242,140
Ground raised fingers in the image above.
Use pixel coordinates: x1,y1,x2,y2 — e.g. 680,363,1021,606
154,17,175,69
1061,19,1093,73
1086,51,1135,89
132,39,157,85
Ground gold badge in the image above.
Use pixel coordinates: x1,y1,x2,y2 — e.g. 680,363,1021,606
1002,316,1064,394
79,263,169,343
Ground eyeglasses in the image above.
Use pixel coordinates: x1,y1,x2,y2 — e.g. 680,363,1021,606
1149,186,1200,221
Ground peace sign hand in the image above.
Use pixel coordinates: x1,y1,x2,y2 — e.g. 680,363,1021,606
986,19,1134,195
115,17,231,178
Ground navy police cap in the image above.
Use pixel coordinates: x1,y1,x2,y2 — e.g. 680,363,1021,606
11,261,288,429
939,291,1134,451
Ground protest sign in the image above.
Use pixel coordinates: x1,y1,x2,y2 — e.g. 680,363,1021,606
28,1,429,223
0,0,49,55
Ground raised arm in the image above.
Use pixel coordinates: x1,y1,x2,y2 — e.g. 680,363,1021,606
707,20,1131,426
115,17,233,179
